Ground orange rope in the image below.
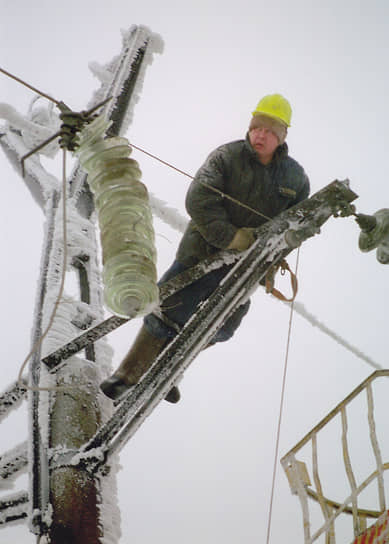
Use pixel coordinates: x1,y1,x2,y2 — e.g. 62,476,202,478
265,259,298,302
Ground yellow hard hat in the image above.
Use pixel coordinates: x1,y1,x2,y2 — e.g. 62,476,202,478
252,94,292,127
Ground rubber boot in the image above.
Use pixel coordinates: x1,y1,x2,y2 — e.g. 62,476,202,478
100,325,180,403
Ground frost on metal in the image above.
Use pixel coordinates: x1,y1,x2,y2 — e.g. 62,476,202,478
0,491,29,526
37,196,108,359
68,25,164,207
97,459,122,544
0,381,27,424
0,124,59,208
88,25,164,138
0,24,162,540
0,442,28,489
0,94,62,210
0,99,60,159
73,180,358,469
23,124,113,539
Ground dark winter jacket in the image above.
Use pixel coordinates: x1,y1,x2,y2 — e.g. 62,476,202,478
176,135,310,266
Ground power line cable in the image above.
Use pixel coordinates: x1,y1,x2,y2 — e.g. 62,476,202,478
130,141,273,221
0,66,60,106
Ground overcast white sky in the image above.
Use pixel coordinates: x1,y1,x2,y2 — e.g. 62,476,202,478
1,1,389,543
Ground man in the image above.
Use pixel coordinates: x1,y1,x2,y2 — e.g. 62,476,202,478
100,93,310,404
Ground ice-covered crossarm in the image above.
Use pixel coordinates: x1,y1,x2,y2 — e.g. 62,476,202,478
75,115,159,317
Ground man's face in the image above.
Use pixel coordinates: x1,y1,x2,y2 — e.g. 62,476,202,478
249,125,279,165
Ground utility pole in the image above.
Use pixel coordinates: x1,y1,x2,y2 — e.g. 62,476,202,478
0,26,162,543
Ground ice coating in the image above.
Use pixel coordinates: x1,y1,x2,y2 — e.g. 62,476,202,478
0,25,164,540
358,209,389,264
75,116,159,317
87,25,164,138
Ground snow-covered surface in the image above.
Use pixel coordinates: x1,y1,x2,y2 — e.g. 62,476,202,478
87,25,164,140
0,381,27,425
0,442,27,489
0,490,28,526
0,100,60,159
1,129,58,205
4,25,164,542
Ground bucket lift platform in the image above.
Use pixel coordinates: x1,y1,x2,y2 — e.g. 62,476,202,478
282,371,389,544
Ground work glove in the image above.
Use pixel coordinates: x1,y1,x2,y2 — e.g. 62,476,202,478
227,227,256,251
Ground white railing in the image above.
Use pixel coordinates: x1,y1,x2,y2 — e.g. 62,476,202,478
281,370,389,544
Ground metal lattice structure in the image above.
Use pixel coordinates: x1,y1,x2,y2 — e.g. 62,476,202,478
0,26,163,542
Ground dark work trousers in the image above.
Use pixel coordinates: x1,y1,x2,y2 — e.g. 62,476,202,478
144,260,251,344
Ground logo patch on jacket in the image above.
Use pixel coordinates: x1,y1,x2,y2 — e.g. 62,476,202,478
279,187,297,198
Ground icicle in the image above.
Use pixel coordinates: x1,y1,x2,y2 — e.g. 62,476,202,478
75,116,159,318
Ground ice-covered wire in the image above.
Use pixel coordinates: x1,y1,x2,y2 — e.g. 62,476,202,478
291,302,381,370
0,66,60,106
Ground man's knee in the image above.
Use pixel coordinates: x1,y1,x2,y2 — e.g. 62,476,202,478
209,299,251,345
143,313,176,341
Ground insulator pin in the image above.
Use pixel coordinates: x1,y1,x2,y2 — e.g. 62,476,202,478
357,209,389,264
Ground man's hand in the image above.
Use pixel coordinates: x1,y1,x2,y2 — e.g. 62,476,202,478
227,227,256,251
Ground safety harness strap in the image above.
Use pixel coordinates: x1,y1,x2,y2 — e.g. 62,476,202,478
265,259,298,302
